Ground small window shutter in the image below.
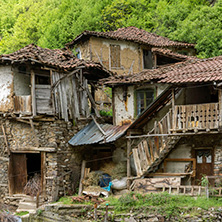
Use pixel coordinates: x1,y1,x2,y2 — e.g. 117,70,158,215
110,45,120,68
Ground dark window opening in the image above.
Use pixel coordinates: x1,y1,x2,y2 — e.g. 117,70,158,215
18,65,27,74
110,45,121,68
143,49,152,69
35,75,50,85
156,54,181,66
136,89,154,115
26,153,41,179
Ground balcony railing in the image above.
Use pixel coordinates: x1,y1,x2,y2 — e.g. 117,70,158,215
173,103,220,132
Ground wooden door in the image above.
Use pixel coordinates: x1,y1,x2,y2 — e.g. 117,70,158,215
195,149,214,185
8,153,27,194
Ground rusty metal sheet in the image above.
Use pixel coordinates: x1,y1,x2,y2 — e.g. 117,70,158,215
69,121,130,146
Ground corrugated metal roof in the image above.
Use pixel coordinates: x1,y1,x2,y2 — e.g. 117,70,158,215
69,121,130,146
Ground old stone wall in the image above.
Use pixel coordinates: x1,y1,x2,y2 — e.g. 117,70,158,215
0,117,89,205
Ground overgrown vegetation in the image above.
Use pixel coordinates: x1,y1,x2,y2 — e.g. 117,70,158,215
0,0,222,58
56,192,222,219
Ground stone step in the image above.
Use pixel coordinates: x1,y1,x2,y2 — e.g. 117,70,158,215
17,202,37,210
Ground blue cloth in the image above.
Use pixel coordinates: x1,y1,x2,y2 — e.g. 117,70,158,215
102,182,113,192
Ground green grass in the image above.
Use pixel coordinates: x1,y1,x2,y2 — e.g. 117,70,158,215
106,192,222,219
56,192,222,219
15,211,29,216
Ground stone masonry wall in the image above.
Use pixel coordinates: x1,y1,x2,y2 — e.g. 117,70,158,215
0,117,89,205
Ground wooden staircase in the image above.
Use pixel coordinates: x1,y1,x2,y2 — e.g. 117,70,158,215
132,102,221,177
132,109,181,177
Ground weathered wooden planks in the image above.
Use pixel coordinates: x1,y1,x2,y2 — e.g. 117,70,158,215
14,95,32,114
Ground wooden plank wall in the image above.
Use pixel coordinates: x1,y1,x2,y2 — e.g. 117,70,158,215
52,71,90,121
36,85,54,115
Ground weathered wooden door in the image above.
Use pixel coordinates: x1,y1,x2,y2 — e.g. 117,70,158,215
8,153,27,194
195,149,214,185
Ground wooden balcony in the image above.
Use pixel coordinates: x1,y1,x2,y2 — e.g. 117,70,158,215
129,102,221,178
173,103,220,132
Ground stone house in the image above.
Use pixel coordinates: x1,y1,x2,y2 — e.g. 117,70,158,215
66,26,195,76
66,26,196,114
103,56,222,191
0,44,111,206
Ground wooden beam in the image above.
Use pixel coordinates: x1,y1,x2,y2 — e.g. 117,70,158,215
31,69,36,116
126,130,219,139
78,160,86,196
91,115,106,137
127,137,131,189
172,89,175,131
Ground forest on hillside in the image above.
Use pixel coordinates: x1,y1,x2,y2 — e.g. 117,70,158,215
0,0,221,58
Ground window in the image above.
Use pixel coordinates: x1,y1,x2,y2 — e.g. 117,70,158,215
136,89,154,115
110,44,120,68
143,49,152,69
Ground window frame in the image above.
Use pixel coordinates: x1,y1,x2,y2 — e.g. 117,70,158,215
142,49,153,69
134,88,156,116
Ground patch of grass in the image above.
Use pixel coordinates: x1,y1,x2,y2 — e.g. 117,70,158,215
57,196,73,205
15,211,29,216
106,192,222,219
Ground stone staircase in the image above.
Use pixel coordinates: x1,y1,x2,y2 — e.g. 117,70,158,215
16,194,37,214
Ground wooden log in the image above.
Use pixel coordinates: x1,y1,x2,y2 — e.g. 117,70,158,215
127,138,131,188
148,138,155,162
132,148,142,177
143,140,151,165
78,160,86,196
31,70,36,116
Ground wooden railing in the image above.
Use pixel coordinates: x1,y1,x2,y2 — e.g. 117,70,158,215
173,103,220,132
132,103,220,177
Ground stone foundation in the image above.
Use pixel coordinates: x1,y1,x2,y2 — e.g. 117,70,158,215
0,117,89,206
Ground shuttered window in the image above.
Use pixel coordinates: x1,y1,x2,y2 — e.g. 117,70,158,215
110,45,121,68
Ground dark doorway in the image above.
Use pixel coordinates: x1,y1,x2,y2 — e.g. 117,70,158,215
195,149,214,185
9,153,42,195
26,153,41,179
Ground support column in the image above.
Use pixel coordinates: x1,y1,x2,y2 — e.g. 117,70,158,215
127,136,131,189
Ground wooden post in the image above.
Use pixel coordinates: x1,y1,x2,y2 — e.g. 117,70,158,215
218,89,222,128
78,160,86,196
172,89,175,131
31,70,36,116
127,137,131,189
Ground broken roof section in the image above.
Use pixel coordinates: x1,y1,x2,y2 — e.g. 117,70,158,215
0,44,112,79
66,26,195,48
69,121,130,146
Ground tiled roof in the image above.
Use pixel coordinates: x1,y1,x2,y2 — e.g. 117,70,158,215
160,56,222,83
0,44,112,75
102,59,198,85
103,56,222,85
152,48,191,60
66,26,195,48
